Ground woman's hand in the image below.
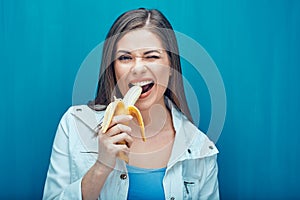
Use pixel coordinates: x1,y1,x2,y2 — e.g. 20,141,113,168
97,114,133,169
82,115,132,200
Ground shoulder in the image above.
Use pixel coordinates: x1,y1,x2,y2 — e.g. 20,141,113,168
187,119,218,157
58,105,105,131
62,105,105,118
172,107,219,158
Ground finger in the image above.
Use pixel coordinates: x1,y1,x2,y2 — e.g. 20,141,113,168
109,115,133,128
116,144,130,153
122,135,133,148
115,144,130,162
106,124,132,137
111,132,133,147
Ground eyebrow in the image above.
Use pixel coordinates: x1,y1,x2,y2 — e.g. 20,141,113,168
116,49,162,55
116,50,131,54
143,50,162,55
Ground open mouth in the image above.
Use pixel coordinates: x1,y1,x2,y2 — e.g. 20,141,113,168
129,80,155,94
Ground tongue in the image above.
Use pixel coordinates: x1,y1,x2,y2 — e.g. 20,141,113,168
142,85,150,93
141,83,153,94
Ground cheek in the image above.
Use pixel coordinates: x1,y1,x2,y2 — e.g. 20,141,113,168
114,64,122,81
155,66,171,88
114,65,129,95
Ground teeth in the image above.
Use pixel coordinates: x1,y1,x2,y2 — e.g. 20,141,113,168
131,80,153,87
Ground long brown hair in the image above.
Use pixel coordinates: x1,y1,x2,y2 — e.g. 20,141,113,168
89,8,193,122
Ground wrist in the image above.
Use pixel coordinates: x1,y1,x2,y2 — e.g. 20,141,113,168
94,160,113,174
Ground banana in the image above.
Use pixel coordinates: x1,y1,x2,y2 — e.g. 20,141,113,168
101,85,145,162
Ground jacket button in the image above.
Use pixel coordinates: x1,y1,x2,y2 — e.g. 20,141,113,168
187,149,191,154
120,173,127,180
209,145,214,150
170,197,175,200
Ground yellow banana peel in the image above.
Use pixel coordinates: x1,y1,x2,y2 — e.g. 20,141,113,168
101,86,145,162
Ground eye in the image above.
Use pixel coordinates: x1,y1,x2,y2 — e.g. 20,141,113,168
145,55,161,61
146,55,160,59
118,55,132,61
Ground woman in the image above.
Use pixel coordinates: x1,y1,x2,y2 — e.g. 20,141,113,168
43,8,219,200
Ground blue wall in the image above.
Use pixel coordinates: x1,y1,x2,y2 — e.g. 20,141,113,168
1,0,300,199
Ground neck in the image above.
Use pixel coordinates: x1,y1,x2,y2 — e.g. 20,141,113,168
131,98,173,139
146,105,173,137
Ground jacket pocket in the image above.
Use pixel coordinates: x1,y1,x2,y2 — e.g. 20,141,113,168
182,159,206,199
183,178,202,200
183,180,195,200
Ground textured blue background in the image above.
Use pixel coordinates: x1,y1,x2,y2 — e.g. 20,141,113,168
1,0,300,199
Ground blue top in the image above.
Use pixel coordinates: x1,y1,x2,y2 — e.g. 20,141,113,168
127,164,167,200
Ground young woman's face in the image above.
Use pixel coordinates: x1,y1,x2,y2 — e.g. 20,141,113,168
114,29,171,111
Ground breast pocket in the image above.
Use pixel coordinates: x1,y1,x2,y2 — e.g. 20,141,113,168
182,159,206,200
70,135,98,181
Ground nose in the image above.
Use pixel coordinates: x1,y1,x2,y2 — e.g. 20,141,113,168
131,57,147,75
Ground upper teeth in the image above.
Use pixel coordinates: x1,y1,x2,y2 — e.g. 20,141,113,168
131,80,153,87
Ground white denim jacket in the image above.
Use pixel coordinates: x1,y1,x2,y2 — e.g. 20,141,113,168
43,99,219,200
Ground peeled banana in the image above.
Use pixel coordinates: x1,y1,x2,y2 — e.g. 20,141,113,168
101,86,145,162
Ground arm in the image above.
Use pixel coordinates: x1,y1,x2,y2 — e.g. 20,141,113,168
43,117,83,199
43,112,132,200
81,161,112,200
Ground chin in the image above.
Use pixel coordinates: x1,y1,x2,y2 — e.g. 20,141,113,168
136,97,166,113
135,100,153,112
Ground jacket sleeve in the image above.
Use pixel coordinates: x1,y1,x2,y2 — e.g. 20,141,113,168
42,111,83,200
200,154,219,200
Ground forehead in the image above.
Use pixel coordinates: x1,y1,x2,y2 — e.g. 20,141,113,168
116,29,164,51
